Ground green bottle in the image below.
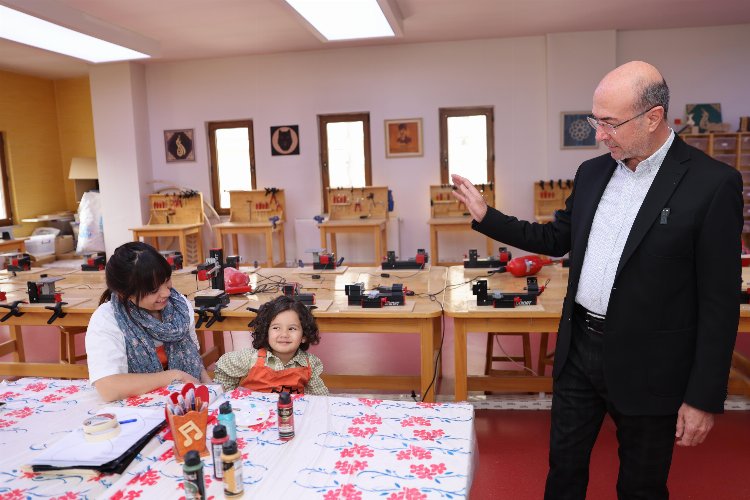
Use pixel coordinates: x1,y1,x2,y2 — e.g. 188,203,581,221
182,450,206,499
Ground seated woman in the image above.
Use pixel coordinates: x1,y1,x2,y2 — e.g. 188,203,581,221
86,242,210,401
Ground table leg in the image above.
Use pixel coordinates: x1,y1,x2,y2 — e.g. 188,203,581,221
485,236,494,257
9,325,25,362
381,225,388,262
374,227,382,266
178,235,189,264
420,318,436,402
213,331,225,357
330,232,337,256
430,226,439,265
264,228,274,268
277,227,286,267
197,232,205,263
320,229,327,252
229,234,238,255
152,236,161,251
454,319,468,401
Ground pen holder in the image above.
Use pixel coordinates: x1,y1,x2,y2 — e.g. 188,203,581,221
166,407,209,462
165,383,211,462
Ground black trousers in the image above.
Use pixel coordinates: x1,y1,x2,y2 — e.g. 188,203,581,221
544,305,678,500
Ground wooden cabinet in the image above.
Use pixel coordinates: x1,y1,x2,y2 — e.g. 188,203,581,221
681,132,750,243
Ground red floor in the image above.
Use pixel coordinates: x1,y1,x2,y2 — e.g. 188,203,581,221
471,410,750,499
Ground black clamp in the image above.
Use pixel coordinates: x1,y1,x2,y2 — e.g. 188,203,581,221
0,300,25,322
195,304,226,328
246,306,260,328
44,301,68,324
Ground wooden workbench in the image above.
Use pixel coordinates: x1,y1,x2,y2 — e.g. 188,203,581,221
213,221,286,267
0,266,446,401
428,217,495,266
130,223,205,265
318,218,388,266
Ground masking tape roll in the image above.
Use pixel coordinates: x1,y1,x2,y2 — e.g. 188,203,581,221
84,424,121,442
82,413,121,441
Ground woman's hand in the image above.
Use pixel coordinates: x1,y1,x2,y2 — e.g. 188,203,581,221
450,174,488,223
166,369,201,385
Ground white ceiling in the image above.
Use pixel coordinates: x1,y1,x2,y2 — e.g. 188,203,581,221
2,0,750,79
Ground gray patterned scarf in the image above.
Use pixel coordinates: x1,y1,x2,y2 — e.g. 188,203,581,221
111,288,202,379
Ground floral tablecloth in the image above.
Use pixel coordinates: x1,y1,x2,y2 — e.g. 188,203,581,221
1,380,475,499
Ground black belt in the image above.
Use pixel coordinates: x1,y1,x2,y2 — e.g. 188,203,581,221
574,303,606,335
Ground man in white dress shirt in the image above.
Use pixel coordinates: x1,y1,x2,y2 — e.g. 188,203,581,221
452,61,742,499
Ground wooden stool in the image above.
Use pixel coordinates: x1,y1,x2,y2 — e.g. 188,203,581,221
537,332,555,376
484,332,534,376
59,326,87,364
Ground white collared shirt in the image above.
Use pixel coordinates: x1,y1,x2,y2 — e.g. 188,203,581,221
575,130,675,315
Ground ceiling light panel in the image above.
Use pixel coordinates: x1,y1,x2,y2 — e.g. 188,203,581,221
285,0,398,41
0,4,150,63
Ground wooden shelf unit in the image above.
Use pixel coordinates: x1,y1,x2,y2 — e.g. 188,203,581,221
326,186,389,220
533,179,573,223
681,132,750,242
430,183,495,218
228,189,285,223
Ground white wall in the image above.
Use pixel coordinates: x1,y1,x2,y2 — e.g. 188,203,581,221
618,24,750,131
92,23,750,262
144,37,548,263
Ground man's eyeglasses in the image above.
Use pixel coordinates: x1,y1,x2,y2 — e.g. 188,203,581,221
586,106,658,135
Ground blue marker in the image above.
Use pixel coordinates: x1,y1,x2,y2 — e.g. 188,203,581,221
118,419,137,424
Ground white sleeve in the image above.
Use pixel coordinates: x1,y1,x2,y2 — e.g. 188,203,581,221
85,302,128,385
182,294,200,350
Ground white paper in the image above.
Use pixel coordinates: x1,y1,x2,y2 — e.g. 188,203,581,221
29,406,165,468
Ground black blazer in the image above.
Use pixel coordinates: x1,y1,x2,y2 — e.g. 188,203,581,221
473,136,743,415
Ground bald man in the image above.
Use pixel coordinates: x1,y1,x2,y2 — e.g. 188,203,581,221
453,61,742,499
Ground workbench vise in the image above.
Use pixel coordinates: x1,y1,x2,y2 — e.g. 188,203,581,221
381,249,429,270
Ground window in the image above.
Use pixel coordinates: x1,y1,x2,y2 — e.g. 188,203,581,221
318,113,372,213
439,107,494,185
0,134,13,226
207,120,256,215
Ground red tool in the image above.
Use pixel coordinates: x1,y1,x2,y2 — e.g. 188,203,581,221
498,255,558,277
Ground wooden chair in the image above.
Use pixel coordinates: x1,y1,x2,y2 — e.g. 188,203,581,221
484,332,534,376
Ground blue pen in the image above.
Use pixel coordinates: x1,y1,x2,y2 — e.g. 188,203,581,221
118,418,137,424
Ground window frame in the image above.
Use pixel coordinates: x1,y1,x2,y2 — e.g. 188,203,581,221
317,112,372,214
438,106,495,185
0,134,13,227
207,119,256,216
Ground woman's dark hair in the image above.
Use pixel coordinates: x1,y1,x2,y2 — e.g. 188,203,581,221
98,241,172,307
249,295,320,352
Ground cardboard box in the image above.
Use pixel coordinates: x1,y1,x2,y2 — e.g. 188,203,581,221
55,235,75,256
30,253,56,265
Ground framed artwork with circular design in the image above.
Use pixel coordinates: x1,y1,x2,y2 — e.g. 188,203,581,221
561,112,597,149
164,129,195,162
270,125,300,156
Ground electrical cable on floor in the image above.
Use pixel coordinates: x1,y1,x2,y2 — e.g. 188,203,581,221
492,335,540,376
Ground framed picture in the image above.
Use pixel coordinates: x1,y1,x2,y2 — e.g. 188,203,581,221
686,103,723,133
385,118,423,158
270,125,300,156
561,112,597,149
164,129,195,162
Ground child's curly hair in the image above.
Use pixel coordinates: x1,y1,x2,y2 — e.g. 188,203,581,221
249,295,320,351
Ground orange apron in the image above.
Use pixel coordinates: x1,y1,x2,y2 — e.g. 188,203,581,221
240,348,311,394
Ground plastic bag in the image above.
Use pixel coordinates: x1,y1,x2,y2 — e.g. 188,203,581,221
76,191,105,253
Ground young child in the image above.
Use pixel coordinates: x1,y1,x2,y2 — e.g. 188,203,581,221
86,242,211,401
214,295,328,395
